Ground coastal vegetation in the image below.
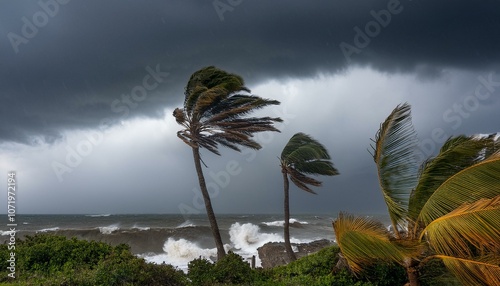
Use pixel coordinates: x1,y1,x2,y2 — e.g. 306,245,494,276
1,234,454,286
173,66,282,259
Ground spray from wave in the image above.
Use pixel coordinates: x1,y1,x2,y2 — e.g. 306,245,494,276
143,222,312,271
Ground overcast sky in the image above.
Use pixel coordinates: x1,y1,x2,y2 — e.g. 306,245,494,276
1,0,500,215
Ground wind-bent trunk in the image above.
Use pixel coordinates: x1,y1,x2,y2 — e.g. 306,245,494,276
192,147,226,260
282,170,297,262
405,259,420,286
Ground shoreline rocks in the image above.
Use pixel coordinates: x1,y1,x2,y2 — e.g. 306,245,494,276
257,239,334,268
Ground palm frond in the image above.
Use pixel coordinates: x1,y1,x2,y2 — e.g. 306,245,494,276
281,133,330,160
371,103,419,232
281,133,338,193
288,167,322,194
417,151,500,226
174,66,282,155
333,213,410,274
436,255,500,286
421,195,500,257
409,135,500,223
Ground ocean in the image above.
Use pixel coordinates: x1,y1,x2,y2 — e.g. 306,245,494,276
2,213,390,271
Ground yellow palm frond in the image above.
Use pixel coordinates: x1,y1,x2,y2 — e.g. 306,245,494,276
436,255,500,286
333,213,409,274
421,195,500,257
418,151,500,226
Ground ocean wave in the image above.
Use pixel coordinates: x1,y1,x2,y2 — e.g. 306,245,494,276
131,225,150,231
98,224,120,234
143,238,226,272
262,218,309,227
86,214,111,217
1,230,17,236
144,222,313,270
38,227,60,233
176,220,196,228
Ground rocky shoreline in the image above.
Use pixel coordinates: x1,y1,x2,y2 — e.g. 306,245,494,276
257,239,334,268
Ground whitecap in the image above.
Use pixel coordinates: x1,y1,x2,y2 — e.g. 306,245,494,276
98,224,119,234
261,218,309,227
38,227,59,232
176,220,196,228
86,214,111,217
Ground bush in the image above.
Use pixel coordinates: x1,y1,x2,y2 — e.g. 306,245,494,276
0,234,187,286
187,252,255,285
212,251,253,285
187,257,215,285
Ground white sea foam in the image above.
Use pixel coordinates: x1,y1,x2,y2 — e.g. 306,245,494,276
143,238,222,272
98,224,119,234
143,222,317,271
262,218,309,227
132,225,150,231
1,230,17,236
38,227,60,232
87,214,111,217
176,220,196,228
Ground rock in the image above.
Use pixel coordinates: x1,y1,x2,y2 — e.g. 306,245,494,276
257,239,334,268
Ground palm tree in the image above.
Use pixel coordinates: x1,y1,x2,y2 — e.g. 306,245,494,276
280,132,339,261
173,66,282,260
333,103,500,286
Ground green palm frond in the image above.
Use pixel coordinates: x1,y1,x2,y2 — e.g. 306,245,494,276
174,66,282,155
281,133,338,193
371,103,419,234
421,195,500,257
409,135,500,223
333,213,410,274
436,255,500,286
417,151,500,226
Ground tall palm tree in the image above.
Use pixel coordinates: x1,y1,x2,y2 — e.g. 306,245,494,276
333,103,500,286
173,66,282,260
280,132,339,261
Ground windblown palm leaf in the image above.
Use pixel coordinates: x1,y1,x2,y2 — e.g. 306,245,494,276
333,213,411,274
174,66,282,155
408,135,500,223
421,195,500,257
436,255,500,286
281,132,339,193
417,151,500,226
370,103,419,236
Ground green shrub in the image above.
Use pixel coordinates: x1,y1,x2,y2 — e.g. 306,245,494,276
0,234,187,286
213,251,253,285
187,257,215,285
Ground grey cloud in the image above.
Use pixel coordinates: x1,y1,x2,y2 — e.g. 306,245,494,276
2,1,500,144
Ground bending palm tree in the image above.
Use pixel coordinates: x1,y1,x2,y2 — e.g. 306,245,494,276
280,133,339,261
173,66,282,260
333,103,500,286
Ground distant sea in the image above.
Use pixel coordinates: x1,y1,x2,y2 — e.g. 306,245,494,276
1,213,390,271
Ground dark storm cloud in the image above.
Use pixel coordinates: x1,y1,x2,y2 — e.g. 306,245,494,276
1,0,500,144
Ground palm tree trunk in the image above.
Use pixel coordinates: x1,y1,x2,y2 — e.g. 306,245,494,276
283,171,297,262
192,147,226,260
406,259,420,286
